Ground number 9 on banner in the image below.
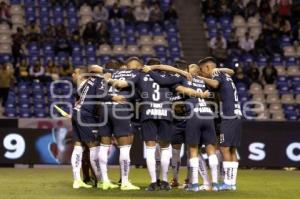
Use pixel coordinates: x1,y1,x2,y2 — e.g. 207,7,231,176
3,134,25,159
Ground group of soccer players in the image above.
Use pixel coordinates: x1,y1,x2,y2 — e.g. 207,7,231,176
69,56,243,192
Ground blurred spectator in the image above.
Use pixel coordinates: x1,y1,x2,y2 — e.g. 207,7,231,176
29,61,45,81
12,27,26,67
96,23,110,45
245,0,258,18
123,6,135,25
71,28,81,44
259,0,271,18
109,3,122,20
0,63,14,106
43,25,56,43
164,4,178,21
246,62,261,83
45,60,59,81
255,34,267,55
54,37,72,56
82,22,97,44
149,3,163,24
15,59,29,81
231,0,245,17
134,2,150,23
203,0,217,17
262,13,274,35
265,32,283,55
271,14,281,33
209,32,227,62
279,17,291,36
93,2,109,22
263,63,278,84
26,20,41,42
233,67,251,88
0,1,11,25
238,32,255,53
278,0,292,17
55,24,68,38
217,0,231,17
60,61,73,78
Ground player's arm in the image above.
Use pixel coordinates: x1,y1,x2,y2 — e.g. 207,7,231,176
175,85,210,98
146,71,183,86
212,68,235,76
144,65,192,80
198,76,220,89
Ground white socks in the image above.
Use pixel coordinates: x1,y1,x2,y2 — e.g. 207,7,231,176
119,145,131,184
146,146,157,183
198,154,210,185
208,154,219,184
189,157,199,184
99,144,110,182
89,146,102,181
160,147,171,182
171,148,181,180
71,145,83,181
216,150,224,181
232,162,239,186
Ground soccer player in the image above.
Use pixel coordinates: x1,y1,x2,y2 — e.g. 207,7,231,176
145,64,219,192
198,57,242,191
70,67,125,189
89,60,140,190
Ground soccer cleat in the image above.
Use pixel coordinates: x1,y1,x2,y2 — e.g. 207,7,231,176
156,179,161,186
73,179,93,189
211,183,219,192
219,183,232,191
170,178,180,188
185,183,199,192
100,181,119,190
96,181,103,189
199,184,211,191
160,181,172,191
231,185,237,191
146,182,160,191
120,182,141,191
178,178,189,189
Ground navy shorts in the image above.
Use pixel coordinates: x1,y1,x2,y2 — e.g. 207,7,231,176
185,115,217,145
141,119,172,142
219,119,242,147
99,104,133,137
171,120,186,145
72,111,98,143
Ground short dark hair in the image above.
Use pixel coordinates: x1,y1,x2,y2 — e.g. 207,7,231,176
174,59,188,70
105,59,121,69
197,57,217,66
146,58,161,65
126,56,143,65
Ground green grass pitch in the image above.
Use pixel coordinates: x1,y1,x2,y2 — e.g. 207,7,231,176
0,168,299,199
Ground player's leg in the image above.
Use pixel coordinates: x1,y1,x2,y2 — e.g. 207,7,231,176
117,135,140,190
170,144,181,187
158,120,173,191
82,144,97,187
230,147,239,191
184,117,201,192
155,144,161,186
203,120,219,191
198,152,211,190
142,120,160,191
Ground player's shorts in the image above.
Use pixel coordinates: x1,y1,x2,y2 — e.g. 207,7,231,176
185,115,217,146
141,119,172,142
219,118,242,147
72,111,98,143
98,103,133,137
171,119,186,145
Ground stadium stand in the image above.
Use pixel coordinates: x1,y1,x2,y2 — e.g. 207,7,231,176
203,0,300,121
0,0,181,118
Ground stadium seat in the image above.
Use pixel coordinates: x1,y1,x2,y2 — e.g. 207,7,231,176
264,84,278,94
249,83,262,94
266,94,280,103
281,94,295,104
139,36,153,46
127,45,140,56
97,44,112,56
141,45,155,56
79,5,92,17
247,16,261,28
233,15,246,28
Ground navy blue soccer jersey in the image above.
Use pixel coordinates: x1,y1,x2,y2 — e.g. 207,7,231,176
107,69,139,101
74,75,111,115
212,72,242,118
129,71,175,121
180,76,213,115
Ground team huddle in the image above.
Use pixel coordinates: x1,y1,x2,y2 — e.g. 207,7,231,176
69,56,243,192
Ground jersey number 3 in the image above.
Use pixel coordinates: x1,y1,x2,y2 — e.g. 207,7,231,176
152,82,160,101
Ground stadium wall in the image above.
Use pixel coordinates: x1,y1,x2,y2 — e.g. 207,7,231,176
0,119,299,168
